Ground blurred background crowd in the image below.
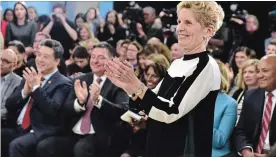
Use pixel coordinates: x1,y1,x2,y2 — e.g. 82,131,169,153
1,1,276,157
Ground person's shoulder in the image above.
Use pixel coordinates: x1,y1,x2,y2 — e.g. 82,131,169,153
217,92,238,109
11,72,22,81
74,72,93,81
244,88,264,101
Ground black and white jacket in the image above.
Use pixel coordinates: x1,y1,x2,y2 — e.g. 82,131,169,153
134,51,221,157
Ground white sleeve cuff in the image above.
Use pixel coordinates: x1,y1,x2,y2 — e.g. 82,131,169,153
94,95,103,109
32,85,40,92
21,90,28,99
74,99,86,112
238,146,253,156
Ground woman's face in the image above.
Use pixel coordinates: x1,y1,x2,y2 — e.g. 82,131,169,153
107,11,116,24
5,10,14,22
80,28,90,41
243,65,258,87
145,66,161,89
28,8,36,20
176,8,210,51
87,9,96,20
126,44,138,61
14,4,27,20
138,54,147,70
76,17,85,29
235,51,248,69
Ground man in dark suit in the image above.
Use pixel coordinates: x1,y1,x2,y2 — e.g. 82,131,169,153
234,55,276,157
36,42,129,157
1,39,72,157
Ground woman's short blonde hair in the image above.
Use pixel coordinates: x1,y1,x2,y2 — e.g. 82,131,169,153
177,1,225,32
216,61,229,93
79,38,100,48
80,22,94,39
237,59,259,89
147,54,170,70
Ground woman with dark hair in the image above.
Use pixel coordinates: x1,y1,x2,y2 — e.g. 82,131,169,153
74,13,86,32
85,8,100,36
121,62,169,157
5,2,37,48
97,10,126,47
228,46,256,95
36,15,50,31
3,8,14,22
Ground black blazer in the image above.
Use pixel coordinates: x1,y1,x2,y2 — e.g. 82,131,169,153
5,71,72,140
234,88,276,152
64,72,129,136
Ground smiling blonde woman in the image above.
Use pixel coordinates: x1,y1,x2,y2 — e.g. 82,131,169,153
105,1,225,157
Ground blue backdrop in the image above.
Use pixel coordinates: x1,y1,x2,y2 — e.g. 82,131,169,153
1,1,114,21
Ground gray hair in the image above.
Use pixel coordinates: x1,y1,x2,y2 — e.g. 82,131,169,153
143,6,156,17
40,39,64,59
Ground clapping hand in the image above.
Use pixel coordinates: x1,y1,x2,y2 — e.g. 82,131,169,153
74,80,88,105
23,67,42,89
104,58,141,95
89,82,100,103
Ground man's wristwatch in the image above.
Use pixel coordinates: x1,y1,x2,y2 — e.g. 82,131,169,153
94,96,101,105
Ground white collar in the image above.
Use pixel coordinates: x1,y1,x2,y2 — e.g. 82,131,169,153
265,89,276,97
43,69,58,81
93,74,107,84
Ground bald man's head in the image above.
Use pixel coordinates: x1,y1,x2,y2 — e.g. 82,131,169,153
0,49,18,76
257,55,276,91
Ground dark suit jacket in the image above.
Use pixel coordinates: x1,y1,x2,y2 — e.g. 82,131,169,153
64,72,129,136
5,71,72,140
234,88,276,152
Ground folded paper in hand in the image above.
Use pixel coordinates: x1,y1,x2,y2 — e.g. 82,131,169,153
121,110,142,123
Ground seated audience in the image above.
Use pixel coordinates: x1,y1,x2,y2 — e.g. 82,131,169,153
1,39,72,157
121,59,169,157
212,61,237,157
35,42,129,157
1,49,22,126
234,55,276,156
232,59,259,122
228,46,256,96
67,46,91,77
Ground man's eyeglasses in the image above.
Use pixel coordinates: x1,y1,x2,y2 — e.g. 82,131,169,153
0,58,16,64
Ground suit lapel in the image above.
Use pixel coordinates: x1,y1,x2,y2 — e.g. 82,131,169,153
100,79,111,98
269,100,276,145
42,71,60,92
253,89,265,138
